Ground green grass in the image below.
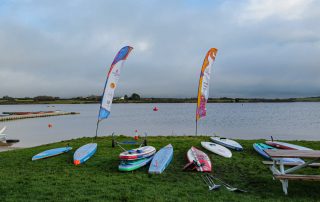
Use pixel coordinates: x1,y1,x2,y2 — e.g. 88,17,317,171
0,136,320,202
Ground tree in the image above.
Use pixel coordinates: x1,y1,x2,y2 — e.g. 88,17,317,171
3,96,14,101
130,93,140,100
33,96,55,101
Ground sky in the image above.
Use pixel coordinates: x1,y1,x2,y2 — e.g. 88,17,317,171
0,0,319,98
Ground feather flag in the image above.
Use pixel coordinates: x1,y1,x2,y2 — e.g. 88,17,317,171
196,48,218,123
98,46,133,121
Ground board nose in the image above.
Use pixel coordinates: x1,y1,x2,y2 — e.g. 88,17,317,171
74,160,80,165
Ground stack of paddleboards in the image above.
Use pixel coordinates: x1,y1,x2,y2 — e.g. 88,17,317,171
253,142,308,164
119,146,156,171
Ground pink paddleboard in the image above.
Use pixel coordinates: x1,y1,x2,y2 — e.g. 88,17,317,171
187,146,212,172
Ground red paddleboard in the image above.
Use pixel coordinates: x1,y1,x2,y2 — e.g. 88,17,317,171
186,146,212,172
265,141,312,150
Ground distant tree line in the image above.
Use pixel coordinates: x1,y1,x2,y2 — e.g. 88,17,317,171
2,94,320,104
1,93,141,102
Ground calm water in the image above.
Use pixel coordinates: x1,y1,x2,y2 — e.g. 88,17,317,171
1,103,320,147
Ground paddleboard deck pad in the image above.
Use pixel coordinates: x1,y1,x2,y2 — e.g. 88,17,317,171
186,146,211,172
32,146,72,161
119,146,156,160
149,144,173,174
74,143,97,165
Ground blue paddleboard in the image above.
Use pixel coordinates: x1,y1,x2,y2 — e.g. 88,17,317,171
253,143,304,163
74,143,97,165
119,156,154,171
149,144,173,174
253,143,274,159
32,146,72,161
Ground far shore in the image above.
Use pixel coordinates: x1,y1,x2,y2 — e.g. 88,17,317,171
1,96,320,105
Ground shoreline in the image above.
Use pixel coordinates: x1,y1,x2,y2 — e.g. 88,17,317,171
1,97,320,105
1,135,318,152
0,142,21,152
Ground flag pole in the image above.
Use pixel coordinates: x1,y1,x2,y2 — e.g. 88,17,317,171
95,120,100,139
195,119,198,136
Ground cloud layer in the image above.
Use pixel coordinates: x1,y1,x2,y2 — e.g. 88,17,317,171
0,0,319,98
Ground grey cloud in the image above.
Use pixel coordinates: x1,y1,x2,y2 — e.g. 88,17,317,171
0,0,319,98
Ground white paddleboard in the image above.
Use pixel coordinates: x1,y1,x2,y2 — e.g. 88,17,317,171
0,134,7,141
201,141,232,158
119,146,156,160
210,136,243,151
0,126,6,134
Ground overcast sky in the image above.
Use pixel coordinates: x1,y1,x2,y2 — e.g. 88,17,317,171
0,0,319,98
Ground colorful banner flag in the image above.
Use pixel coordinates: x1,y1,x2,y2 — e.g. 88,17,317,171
196,48,218,121
98,46,133,121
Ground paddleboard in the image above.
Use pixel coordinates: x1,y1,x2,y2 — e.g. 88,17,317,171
201,142,232,158
0,134,7,141
265,141,312,150
253,143,275,159
149,144,174,174
74,143,97,165
0,126,6,134
187,146,211,172
119,156,154,171
121,158,149,165
210,136,243,151
119,146,156,160
32,146,72,161
253,143,305,164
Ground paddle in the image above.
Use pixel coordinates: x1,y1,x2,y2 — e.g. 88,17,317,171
208,175,247,193
201,174,221,191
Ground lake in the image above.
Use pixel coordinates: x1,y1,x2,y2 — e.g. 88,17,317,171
1,102,320,147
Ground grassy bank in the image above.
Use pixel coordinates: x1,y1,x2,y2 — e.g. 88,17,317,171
0,136,320,201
